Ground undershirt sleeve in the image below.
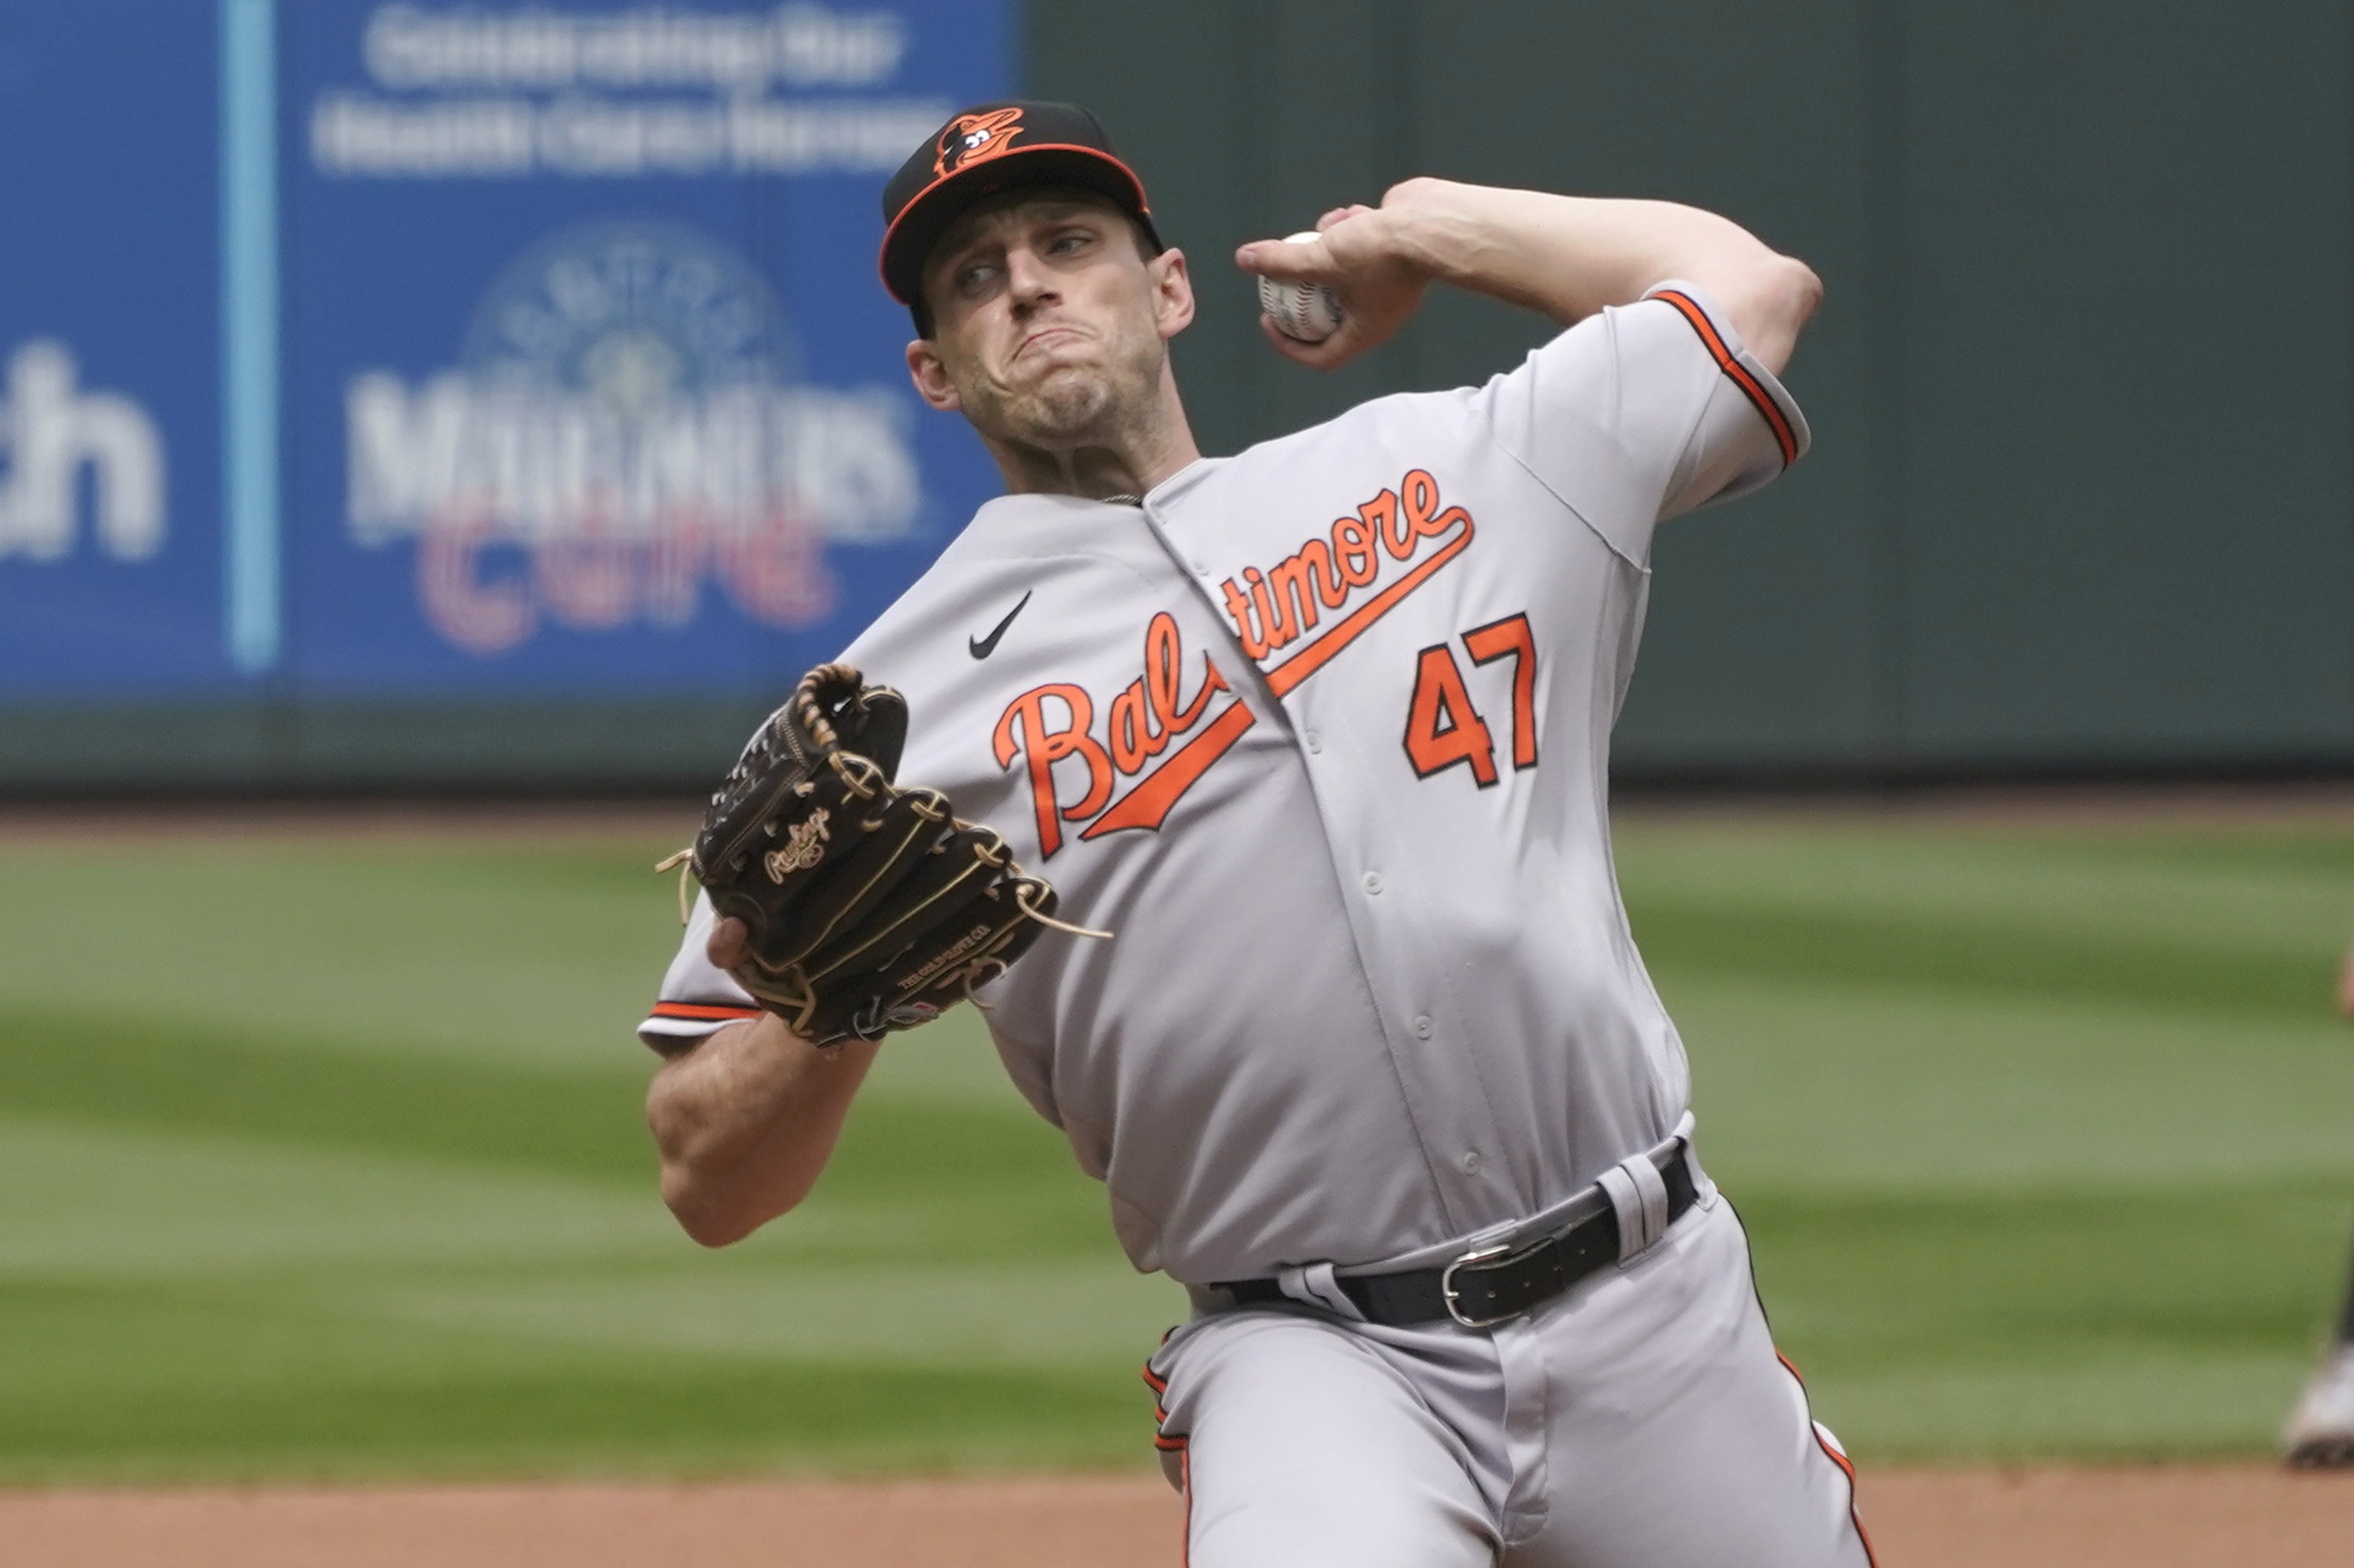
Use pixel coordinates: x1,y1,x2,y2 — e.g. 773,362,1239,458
1476,279,1811,567
637,890,762,1053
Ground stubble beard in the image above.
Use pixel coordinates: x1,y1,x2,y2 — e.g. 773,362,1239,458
963,326,1166,459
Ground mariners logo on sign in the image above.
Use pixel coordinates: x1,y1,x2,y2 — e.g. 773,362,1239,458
346,219,921,654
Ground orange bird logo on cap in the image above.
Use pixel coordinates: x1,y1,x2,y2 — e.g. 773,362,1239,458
933,107,1026,178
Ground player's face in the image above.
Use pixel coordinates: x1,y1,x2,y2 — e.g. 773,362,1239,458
910,192,1192,453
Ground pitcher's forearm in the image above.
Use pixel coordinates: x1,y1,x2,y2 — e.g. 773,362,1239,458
646,1014,881,1245
1381,181,1821,371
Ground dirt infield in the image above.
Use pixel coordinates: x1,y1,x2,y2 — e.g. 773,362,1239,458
4,1468,2349,1567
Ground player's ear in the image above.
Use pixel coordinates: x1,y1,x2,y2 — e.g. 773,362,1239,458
905,338,962,413
1149,247,1195,341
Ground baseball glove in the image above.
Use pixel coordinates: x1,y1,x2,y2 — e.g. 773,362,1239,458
669,662,1099,1047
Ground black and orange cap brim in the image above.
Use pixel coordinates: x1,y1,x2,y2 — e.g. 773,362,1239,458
878,144,1158,307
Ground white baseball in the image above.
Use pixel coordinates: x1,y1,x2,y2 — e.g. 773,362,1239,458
1257,230,1345,344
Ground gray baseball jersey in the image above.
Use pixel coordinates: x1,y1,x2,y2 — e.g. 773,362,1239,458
643,280,1808,1291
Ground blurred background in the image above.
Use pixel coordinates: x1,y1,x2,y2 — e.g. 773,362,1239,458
9,0,2351,791
2,0,2352,1488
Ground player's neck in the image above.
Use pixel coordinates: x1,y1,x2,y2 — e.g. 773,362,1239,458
984,376,1201,503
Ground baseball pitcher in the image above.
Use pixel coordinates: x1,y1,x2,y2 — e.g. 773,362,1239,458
641,99,1867,1566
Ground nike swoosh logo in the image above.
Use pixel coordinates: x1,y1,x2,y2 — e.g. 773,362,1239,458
968,590,1033,659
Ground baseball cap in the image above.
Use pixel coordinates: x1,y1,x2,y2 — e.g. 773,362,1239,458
878,100,1162,320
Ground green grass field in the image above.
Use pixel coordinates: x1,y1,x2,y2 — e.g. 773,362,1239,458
2,808,2350,1485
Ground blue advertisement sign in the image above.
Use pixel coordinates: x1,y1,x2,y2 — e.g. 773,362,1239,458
0,2,226,695
0,0,1006,702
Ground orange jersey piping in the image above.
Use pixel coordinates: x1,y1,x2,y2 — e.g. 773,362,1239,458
1651,288,1801,468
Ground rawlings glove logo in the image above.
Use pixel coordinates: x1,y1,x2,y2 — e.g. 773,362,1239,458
763,808,830,880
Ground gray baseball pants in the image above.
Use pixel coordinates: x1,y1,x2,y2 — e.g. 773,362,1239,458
1146,1195,1875,1567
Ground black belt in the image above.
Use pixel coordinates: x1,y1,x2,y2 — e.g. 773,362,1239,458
1214,1143,1698,1330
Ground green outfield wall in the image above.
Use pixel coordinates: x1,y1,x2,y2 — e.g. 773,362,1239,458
1034,0,2354,782
3,0,2347,791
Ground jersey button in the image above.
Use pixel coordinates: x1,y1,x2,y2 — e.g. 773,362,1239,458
1460,1151,1482,1175
1305,729,1322,754
1361,871,1384,896
1191,558,1209,575
1411,1015,1433,1039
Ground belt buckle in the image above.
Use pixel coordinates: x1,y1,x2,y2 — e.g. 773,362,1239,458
1439,1236,1539,1329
